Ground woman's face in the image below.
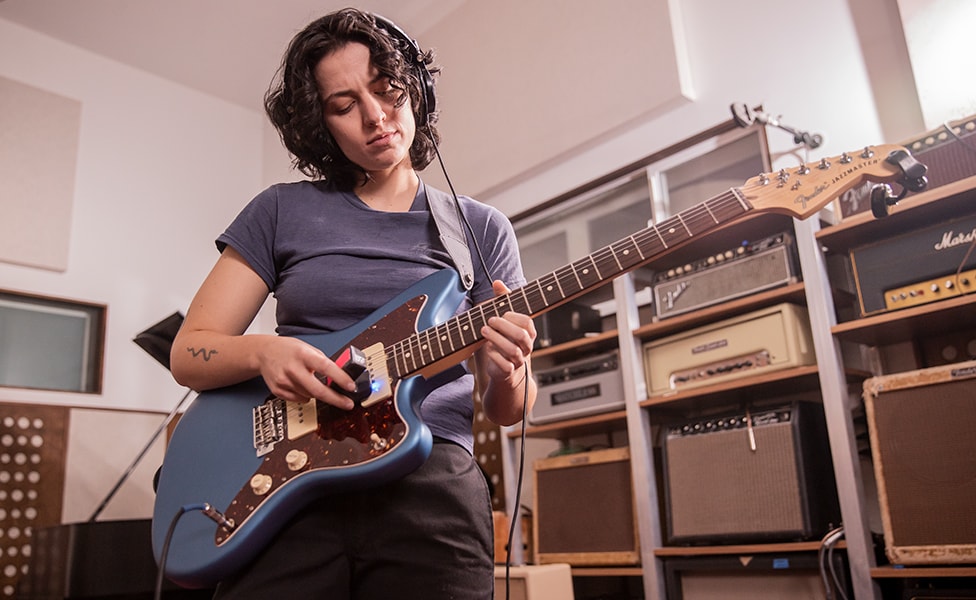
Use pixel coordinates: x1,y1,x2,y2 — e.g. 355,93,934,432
315,42,416,177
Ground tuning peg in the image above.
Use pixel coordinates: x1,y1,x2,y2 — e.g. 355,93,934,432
870,184,897,218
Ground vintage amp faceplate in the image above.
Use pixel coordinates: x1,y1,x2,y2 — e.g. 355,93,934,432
643,303,815,396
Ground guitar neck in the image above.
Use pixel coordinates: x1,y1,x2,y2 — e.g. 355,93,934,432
388,188,753,378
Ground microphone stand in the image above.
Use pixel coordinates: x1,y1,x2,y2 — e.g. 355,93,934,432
731,102,824,149
88,388,194,521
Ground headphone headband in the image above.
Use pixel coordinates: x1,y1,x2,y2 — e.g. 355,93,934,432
373,14,436,127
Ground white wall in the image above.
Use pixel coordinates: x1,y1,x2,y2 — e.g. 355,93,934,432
0,18,268,519
467,0,904,215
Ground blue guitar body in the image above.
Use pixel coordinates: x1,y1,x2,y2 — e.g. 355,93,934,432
151,269,468,588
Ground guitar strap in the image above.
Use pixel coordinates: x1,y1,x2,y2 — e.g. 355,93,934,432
425,183,476,291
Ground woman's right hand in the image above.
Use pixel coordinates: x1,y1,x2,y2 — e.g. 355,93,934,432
253,335,359,409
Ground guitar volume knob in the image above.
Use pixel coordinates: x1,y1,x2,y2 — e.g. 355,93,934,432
250,473,273,496
286,449,309,471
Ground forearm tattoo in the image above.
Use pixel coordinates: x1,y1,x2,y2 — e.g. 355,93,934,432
187,347,218,361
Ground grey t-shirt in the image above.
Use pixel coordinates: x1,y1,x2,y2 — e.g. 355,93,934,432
216,179,526,452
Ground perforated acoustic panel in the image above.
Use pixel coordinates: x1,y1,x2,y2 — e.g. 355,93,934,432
0,402,68,599
473,395,506,512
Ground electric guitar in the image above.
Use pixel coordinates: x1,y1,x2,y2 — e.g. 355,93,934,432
152,145,926,587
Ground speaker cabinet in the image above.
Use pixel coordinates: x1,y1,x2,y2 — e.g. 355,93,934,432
864,361,976,565
662,402,840,544
493,564,574,600
533,447,639,566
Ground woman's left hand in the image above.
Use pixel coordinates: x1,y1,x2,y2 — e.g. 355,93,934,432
479,280,536,385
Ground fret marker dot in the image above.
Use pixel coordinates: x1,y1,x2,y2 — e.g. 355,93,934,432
669,227,676,234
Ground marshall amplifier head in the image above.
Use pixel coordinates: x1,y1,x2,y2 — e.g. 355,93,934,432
530,351,624,424
850,211,976,316
652,232,800,320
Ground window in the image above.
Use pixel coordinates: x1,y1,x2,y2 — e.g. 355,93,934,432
0,291,105,393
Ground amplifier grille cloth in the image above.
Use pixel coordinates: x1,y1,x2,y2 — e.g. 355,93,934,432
872,381,976,546
535,459,634,553
666,423,803,538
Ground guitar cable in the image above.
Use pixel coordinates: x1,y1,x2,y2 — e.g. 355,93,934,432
429,133,531,600
154,502,208,600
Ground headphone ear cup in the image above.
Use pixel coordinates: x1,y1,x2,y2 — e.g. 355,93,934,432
374,14,436,126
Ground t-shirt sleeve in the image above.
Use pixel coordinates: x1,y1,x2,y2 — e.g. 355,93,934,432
469,201,527,305
215,187,279,291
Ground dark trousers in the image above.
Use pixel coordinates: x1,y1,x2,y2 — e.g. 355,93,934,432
212,440,494,599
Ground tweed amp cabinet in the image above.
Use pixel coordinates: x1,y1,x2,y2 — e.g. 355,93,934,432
530,350,624,424
662,401,840,545
863,361,976,565
652,231,800,321
643,303,815,397
849,211,976,316
533,447,639,566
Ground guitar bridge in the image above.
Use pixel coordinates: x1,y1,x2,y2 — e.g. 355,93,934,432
252,397,286,457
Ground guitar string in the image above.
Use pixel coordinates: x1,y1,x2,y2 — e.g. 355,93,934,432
384,189,751,379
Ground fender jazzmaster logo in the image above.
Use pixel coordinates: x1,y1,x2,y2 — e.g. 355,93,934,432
795,184,828,210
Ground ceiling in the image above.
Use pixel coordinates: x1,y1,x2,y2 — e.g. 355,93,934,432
0,0,464,111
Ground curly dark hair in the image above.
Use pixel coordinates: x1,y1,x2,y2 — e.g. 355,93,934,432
264,8,440,189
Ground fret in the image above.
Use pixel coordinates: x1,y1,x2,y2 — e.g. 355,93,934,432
509,287,532,316
419,328,438,364
675,213,693,237
702,201,719,224
571,256,604,290
731,187,750,209
394,341,410,378
430,322,446,359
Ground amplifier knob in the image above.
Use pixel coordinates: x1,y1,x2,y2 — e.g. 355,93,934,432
945,280,955,290
931,283,941,292
684,264,692,272
707,256,716,265
724,250,734,259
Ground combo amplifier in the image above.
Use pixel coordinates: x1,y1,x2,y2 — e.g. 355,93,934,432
863,361,976,565
643,303,815,397
530,351,624,424
533,447,639,566
850,211,976,316
652,232,800,320
662,401,840,545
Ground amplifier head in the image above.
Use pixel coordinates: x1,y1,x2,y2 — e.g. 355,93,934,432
531,351,624,424
652,232,799,320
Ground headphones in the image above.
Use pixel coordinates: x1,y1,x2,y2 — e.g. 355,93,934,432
373,14,437,127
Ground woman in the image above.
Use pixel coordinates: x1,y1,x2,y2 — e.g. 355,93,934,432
170,7,536,599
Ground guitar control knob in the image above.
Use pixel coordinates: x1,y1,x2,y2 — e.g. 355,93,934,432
286,449,308,471
250,473,273,496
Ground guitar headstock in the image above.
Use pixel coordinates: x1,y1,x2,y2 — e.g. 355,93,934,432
742,144,928,220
